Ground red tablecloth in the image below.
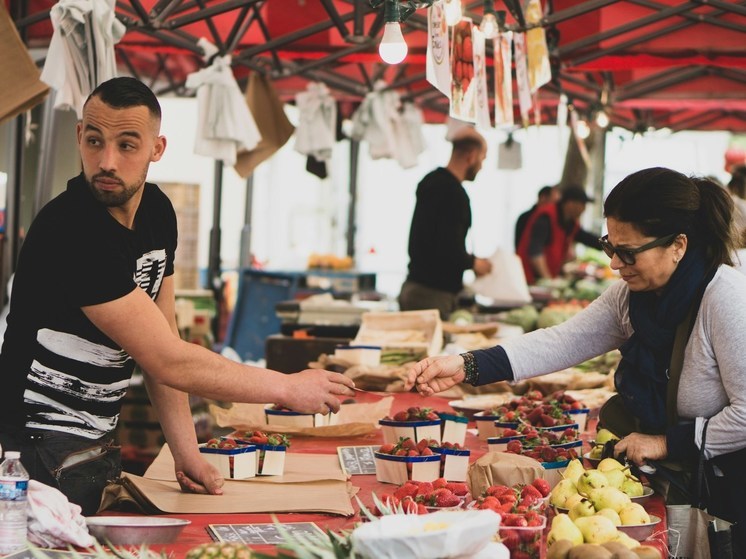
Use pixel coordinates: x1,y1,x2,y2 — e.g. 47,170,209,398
116,392,668,558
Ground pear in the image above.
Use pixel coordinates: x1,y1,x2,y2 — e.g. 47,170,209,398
564,492,585,511
614,531,641,549
547,513,584,546
596,508,622,526
596,428,620,445
574,515,619,544
563,458,586,486
550,478,579,508
597,457,625,472
602,468,627,490
620,478,645,497
577,469,609,496
619,502,651,525
589,486,631,513
569,498,596,521
589,444,604,460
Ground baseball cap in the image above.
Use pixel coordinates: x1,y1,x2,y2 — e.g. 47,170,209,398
560,185,594,203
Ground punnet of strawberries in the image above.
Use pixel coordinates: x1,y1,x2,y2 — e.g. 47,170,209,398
472,479,550,515
368,477,470,517
384,406,441,422
516,425,577,448
544,389,587,411
499,509,546,559
504,439,578,463
378,437,438,457
233,430,291,447
203,437,249,450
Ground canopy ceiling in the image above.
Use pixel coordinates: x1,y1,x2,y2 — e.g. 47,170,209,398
9,0,746,132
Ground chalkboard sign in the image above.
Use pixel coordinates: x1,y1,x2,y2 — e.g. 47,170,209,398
337,445,379,475
4,550,96,559
208,522,324,545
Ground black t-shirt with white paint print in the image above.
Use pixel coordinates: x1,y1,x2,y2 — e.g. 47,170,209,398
0,173,177,438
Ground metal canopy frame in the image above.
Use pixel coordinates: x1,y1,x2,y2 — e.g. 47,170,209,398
8,0,746,132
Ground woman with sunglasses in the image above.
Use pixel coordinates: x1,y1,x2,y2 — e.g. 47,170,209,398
406,167,746,547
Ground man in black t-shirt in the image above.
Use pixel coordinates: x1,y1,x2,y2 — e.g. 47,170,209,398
398,128,492,320
0,78,354,514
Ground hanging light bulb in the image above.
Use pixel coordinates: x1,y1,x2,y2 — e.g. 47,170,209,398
379,22,408,64
480,0,498,39
595,109,610,128
444,0,462,26
576,119,591,139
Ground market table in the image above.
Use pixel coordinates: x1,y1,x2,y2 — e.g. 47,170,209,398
116,391,669,558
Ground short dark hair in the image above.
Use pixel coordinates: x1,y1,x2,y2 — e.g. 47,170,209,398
451,136,485,156
85,77,161,121
604,167,735,267
538,186,554,198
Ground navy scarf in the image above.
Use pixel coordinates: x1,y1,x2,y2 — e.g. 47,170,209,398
615,247,714,433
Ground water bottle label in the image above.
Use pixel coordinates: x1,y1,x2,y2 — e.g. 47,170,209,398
0,479,28,500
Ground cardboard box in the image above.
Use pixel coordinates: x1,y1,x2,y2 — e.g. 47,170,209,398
199,444,256,479
374,452,441,485
353,310,443,357
379,419,441,445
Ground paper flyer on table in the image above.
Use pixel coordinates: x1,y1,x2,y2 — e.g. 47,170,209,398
426,0,450,97
494,32,514,127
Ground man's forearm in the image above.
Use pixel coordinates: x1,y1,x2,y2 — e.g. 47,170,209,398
530,255,551,279
143,374,199,464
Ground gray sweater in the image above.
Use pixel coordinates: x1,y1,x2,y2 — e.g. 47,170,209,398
500,265,746,459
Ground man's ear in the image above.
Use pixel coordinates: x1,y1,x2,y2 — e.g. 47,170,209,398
151,135,167,162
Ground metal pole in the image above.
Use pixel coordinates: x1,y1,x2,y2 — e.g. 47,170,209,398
208,160,224,341
346,139,360,258
33,92,58,219
238,174,254,268
7,115,25,276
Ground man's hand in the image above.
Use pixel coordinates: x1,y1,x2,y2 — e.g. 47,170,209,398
473,258,492,277
175,456,224,495
614,433,667,466
279,369,356,414
405,355,466,396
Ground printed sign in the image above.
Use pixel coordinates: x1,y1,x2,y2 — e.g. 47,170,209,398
208,522,325,545
426,0,451,97
337,445,379,475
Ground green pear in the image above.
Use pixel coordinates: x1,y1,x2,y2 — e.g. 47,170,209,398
589,444,604,460
602,468,627,490
614,531,641,549
589,486,631,513
596,428,620,445
547,513,584,546
619,502,651,525
620,478,645,497
597,457,625,472
577,469,608,496
574,515,619,544
569,498,596,521
564,492,585,511
550,478,579,508
563,458,586,486
596,508,622,526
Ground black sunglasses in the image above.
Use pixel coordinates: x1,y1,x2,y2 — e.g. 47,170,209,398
598,233,679,265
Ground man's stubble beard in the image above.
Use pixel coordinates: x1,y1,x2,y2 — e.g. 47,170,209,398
87,169,147,207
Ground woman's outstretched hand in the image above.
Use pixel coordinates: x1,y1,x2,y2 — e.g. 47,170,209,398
405,354,466,396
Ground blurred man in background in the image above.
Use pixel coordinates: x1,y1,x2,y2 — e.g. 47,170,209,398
514,185,559,250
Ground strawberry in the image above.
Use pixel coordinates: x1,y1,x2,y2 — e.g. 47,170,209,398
541,446,558,462
416,438,429,452
379,443,396,454
394,482,419,500
477,496,500,511
420,447,434,456
520,484,543,501
400,438,417,450
435,491,461,508
540,413,557,427
393,411,409,422
446,482,469,496
531,478,551,497
432,478,448,489
415,482,434,497
503,513,528,527
500,530,520,551
486,484,512,497
506,440,523,454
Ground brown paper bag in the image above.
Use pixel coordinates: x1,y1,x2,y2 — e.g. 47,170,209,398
0,2,49,125
234,73,295,177
467,451,545,498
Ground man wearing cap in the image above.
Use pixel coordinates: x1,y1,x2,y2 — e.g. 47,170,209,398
399,128,491,319
516,185,600,284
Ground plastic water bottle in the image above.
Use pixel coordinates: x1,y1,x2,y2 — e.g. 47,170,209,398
0,451,29,553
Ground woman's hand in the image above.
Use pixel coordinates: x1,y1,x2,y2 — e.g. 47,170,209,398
614,433,667,466
405,355,466,396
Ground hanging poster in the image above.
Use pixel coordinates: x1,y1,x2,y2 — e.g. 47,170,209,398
513,32,533,127
525,0,552,91
570,108,591,168
449,18,476,122
494,31,514,127
426,0,451,97
472,27,490,129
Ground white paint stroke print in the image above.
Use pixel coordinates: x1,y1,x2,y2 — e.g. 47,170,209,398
37,328,130,367
28,360,130,402
24,390,119,438
134,249,166,299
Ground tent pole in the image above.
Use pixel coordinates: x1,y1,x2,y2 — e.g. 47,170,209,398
239,174,254,268
33,92,58,219
208,160,224,342
346,139,360,258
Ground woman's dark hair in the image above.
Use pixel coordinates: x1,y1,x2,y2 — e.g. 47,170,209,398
84,77,161,121
728,165,746,199
604,167,736,267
